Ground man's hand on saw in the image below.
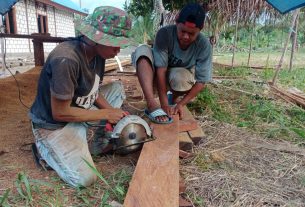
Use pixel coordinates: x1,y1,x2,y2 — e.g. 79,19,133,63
103,109,127,124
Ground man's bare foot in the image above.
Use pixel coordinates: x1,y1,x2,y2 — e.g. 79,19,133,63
146,100,171,123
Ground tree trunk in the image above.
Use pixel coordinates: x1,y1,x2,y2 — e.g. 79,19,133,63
289,11,299,72
247,18,255,67
231,0,241,68
271,9,300,85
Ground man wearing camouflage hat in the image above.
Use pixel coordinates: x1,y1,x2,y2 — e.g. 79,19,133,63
29,6,132,187
132,3,212,124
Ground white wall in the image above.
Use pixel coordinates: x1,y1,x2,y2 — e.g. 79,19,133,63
5,0,77,54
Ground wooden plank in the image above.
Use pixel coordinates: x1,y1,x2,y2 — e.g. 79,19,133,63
179,132,193,151
179,177,186,193
270,85,305,108
188,127,205,145
33,41,44,66
0,33,67,42
182,107,205,144
179,150,193,159
179,119,198,132
124,116,179,207
105,59,131,72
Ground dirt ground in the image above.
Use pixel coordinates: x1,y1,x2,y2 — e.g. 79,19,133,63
1,64,305,206
0,65,143,191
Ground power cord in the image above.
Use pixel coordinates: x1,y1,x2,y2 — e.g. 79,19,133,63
1,37,30,109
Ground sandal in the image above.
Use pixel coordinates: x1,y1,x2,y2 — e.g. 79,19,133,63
144,108,173,124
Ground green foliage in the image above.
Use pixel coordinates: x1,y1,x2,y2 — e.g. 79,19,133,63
130,15,155,44
216,66,251,77
126,0,201,17
15,172,33,205
1,161,132,206
83,159,131,203
236,99,292,138
188,88,232,122
259,68,305,92
189,64,305,142
193,152,225,172
126,0,154,17
0,189,10,207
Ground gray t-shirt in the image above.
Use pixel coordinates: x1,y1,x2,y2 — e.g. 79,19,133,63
153,25,212,83
29,40,105,129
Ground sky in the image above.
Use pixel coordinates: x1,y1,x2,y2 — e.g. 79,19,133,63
70,0,127,12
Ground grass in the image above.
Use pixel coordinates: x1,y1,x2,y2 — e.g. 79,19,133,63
188,65,305,142
262,67,305,91
213,50,305,92
213,50,305,70
0,189,10,207
1,165,132,206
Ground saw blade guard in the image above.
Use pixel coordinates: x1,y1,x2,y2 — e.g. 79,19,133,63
111,115,152,139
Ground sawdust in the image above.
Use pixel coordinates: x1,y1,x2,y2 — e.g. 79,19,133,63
0,66,143,193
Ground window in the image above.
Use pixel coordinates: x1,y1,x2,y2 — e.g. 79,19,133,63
37,15,48,34
4,7,17,34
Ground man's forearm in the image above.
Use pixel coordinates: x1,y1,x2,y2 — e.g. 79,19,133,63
178,82,205,106
51,96,122,123
94,95,112,109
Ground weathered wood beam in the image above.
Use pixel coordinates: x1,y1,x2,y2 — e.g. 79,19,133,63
124,116,179,207
105,60,131,72
182,107,205,145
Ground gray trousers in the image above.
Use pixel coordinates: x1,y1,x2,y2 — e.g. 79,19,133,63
31,81,125,187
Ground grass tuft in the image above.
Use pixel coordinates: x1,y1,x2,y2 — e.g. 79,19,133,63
0,189,10,207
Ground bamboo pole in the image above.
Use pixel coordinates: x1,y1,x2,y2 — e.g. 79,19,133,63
289,12,299,72
231,0,241,69
271,9,299,85
247,18,255,67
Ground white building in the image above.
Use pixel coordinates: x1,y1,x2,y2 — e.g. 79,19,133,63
2,0,87,55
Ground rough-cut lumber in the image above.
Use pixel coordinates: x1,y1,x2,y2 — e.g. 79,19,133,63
182,107,205,144
179,132,193,151
179,150,193,159
270,85,305,108
290,92,305,101
124,116,179,207
188,127,206,145
105,59,131,72
179,119,198,132
179,177,186,193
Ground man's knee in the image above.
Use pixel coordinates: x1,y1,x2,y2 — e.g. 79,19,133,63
136,56,153,71
169,68,195,92
132,44,154,70
65,166,98,187
75,172,97,187
110,81,124,94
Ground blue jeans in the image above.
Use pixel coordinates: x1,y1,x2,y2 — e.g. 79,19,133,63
31,81,125,187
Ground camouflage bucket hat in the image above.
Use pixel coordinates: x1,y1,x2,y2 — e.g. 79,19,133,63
75,6,132,48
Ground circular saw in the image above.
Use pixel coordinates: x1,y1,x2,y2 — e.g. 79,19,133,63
108,115,154,155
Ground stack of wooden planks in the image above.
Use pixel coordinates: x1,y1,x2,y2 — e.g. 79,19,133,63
124,106,205,207
270,85,305,109
179,106,205,152
105,59,131,72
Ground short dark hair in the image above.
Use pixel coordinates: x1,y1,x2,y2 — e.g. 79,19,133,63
176,3,206,29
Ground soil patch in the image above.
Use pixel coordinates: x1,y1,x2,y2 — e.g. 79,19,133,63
0,66,143,192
